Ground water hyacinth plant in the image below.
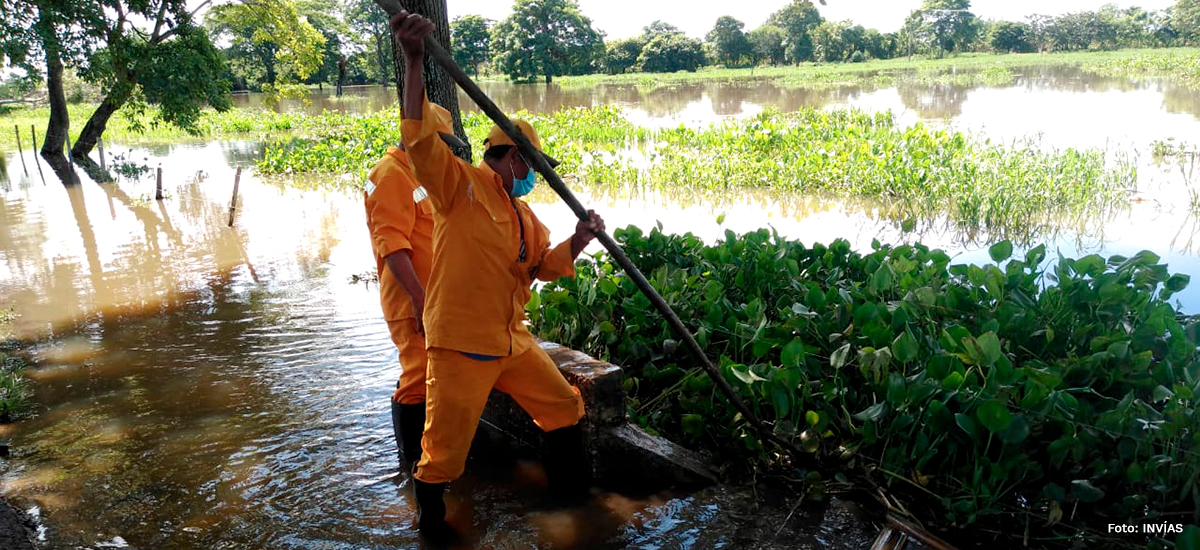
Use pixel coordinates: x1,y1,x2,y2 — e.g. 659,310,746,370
529,225,1200,549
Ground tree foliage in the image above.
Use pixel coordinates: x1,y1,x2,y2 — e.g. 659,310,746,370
451,15,492,77
1179,0,1200,43
747,25,787,65
344,0,393,85
490,0,603,83
600,37,647,75
767,0,824,63
989,21,1035,53
205,0,326,90
707,16,753,67
637,33,706,73
905,0,979,56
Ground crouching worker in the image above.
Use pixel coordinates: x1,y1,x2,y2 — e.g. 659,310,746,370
390,10,607,541
363,106,467,469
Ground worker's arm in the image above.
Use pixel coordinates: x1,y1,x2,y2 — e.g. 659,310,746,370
384,250,426,334
392,11,464,213
366,172,427,333
531,209,605,282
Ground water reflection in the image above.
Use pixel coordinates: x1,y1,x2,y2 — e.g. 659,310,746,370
229,66,1200,134
3,143,886,549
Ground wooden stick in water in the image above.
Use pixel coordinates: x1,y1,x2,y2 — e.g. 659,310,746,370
227,166,242,227
31,125,44,185
156,166,163,200
99,136,106,170
14,125,27,175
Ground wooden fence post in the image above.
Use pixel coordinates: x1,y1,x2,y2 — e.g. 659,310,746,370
98,136,106,170
227,166,242,227
14,125,27,176
31,125,44,184
155,166,163,200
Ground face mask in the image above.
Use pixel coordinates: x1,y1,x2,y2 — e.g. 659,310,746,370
509,155,536,198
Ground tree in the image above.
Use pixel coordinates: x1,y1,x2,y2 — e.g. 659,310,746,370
643,20,683,39
2,0,95,180
707,16,753,67
600,37,646,74
989,21,1035,53
298,0,351,90
345,0,393,85
451,15,492,77
747,25,786,65
905,0,979,56
385,0,472,161
637,33,706,72
811,21,848,62
767,0,824,63
491,0,604,83
1173,0,1200,43
205,0,326,92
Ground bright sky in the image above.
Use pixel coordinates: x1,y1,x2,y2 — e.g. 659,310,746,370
446,0,1177,38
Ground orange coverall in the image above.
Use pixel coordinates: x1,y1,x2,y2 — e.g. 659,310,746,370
401,97,585,485
364,147,434,405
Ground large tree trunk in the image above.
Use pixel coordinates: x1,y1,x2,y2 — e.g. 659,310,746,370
391,0,471,162
38,10,78,186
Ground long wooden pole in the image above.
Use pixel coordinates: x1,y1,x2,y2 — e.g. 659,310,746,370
155,166,163,200
31,125,44,185
227,166,241,227
99,136,106,170
14,125,28,176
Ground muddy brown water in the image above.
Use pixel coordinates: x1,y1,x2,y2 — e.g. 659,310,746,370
1,66,1200,548
0,144,884,549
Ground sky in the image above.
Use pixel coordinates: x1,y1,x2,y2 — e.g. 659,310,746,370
445,0,1177,39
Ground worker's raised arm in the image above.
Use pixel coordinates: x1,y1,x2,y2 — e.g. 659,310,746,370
391,11,464,213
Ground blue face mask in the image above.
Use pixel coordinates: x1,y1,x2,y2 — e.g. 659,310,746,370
510,154,536,198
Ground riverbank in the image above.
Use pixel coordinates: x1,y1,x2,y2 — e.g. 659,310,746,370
0,498,36,550
555,47,1200,88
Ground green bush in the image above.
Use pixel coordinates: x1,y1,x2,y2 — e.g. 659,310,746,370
531,226,1200,549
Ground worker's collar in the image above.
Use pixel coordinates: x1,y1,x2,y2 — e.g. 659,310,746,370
386,146,410,167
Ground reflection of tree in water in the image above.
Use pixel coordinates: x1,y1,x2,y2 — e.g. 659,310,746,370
709,81,754,117
6,271,304,548
1162,82,1200,120
776,85,864,113
1017,65,1148,94
638,83,705,118
897,82,970,119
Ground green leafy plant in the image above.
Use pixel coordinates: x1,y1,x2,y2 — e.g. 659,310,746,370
531,225,1200,549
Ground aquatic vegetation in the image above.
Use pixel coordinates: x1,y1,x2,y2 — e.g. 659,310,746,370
530,226,1200,549
256,105,648,180
578,108,1135,238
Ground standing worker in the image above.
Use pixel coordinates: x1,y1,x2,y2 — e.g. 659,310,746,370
390,10,607,542
363,110,466,470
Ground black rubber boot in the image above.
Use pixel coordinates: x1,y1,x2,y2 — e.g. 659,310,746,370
391,400,426,465
414,479,456,544
543,424,592,506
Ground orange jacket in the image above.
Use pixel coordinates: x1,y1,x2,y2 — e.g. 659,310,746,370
401,98,575,357
364,147,434,321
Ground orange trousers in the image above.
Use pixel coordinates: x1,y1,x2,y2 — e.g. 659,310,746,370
387,319,428,405
414,344,585,484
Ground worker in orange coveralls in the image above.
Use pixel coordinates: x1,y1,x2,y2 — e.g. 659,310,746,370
391,9,607,542
363,104,466,470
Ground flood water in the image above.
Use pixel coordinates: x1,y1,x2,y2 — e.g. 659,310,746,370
2,63,1200,548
